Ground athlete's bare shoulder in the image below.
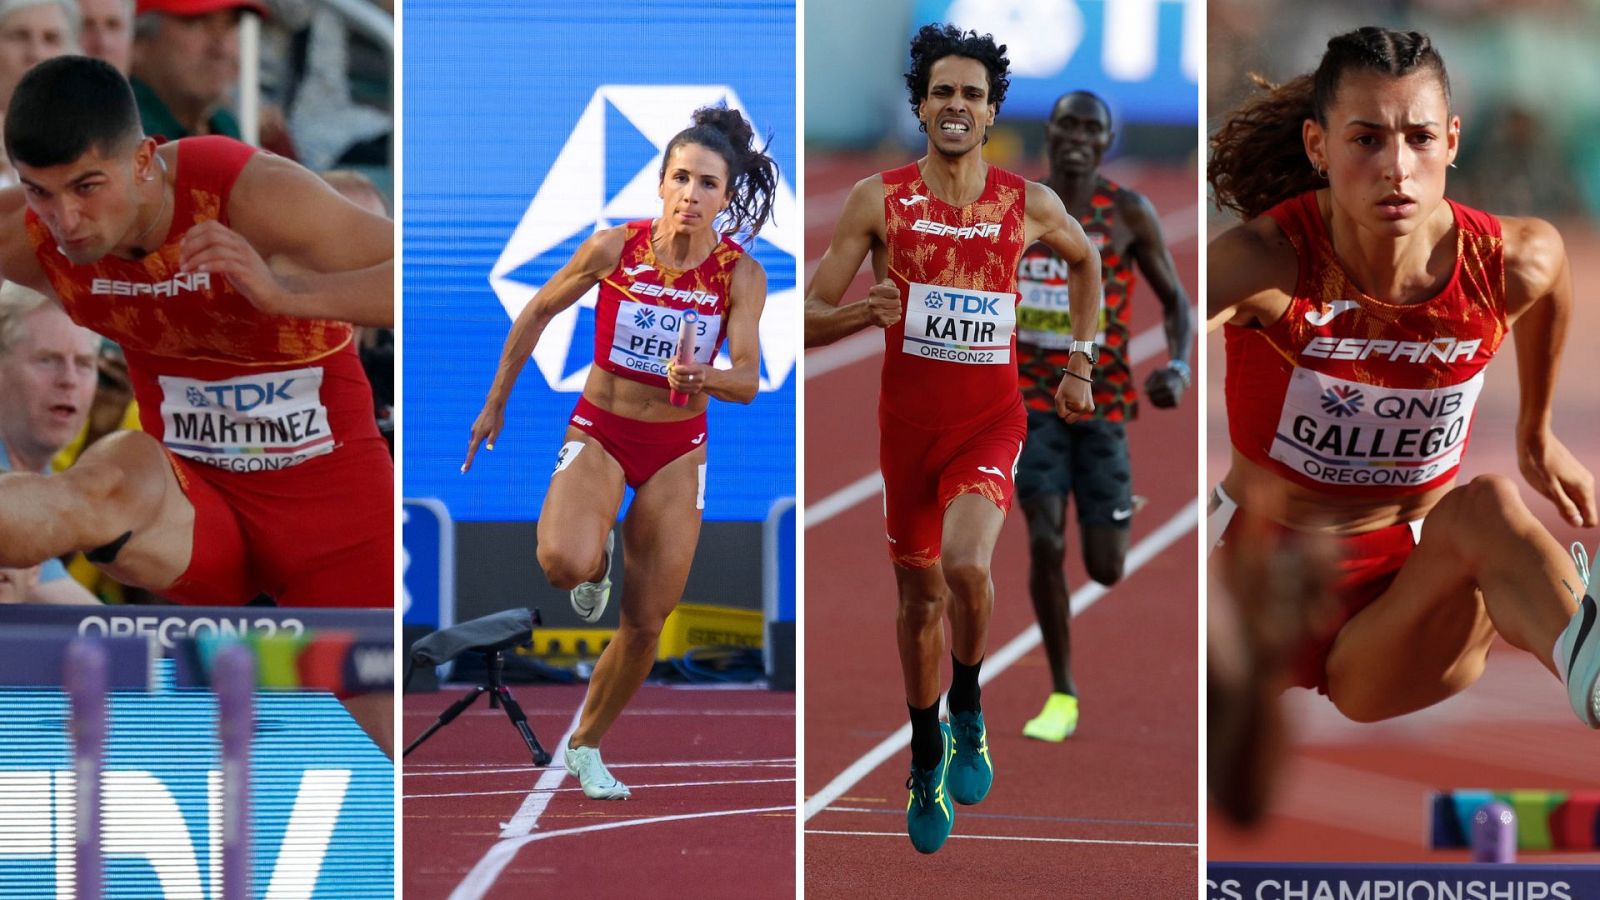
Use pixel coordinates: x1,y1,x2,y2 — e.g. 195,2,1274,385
0,184,47,289
1207,216,1296,328
573,223,628,277
1497,215,1566,318
838,173,888,240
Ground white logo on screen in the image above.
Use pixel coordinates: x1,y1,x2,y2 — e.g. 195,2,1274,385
490,85,799,393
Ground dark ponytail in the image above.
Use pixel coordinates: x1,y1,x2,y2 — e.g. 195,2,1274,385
1209,27,1451,220
659,106,780,240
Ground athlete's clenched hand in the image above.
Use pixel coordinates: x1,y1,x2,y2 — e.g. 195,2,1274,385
1055,371,1094,423
865,279,901,328
179,220,291,315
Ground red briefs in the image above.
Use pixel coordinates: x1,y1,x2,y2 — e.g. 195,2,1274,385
166,432,394,607
1209,485,1422,693
567,396,707,489
880,396,1027,569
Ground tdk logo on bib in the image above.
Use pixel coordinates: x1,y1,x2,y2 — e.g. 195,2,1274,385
489,85,798,393
902,281,1016,365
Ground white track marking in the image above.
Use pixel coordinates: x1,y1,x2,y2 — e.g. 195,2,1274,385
449,806,794,900
409,776,794,801
496,705,582,838
406,757,795,777
805,829,1197,848
802,501,1198,821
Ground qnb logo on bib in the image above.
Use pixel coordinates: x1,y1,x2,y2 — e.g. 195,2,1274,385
902,281,1015,365
158,366,333,472
1269,367,1485,488
610,300,721,378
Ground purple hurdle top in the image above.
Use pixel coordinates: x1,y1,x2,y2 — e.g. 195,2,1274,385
64,637,107,900
214,643,256,900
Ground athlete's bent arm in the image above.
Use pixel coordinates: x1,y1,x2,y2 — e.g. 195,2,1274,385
804,176,896,347
1124,190,1194,408
462,227,626,471
1205,219,1297,332
1027,182,1101,420
180,153,395,327
669,254,766,405
1501,217,1596,528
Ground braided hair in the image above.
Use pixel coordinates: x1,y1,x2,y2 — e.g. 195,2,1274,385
1209,27,1451,220
659,106,780,240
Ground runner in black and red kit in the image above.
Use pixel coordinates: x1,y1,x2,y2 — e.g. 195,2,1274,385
465,107,778,800
1014,91,1194,743
805,25,1102,854
0,58,392,608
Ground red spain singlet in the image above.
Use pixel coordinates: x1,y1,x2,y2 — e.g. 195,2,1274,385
26,135,391,607
592,219,740,389
28,136,383,470
880,162,1028,429
1224,191,1508,496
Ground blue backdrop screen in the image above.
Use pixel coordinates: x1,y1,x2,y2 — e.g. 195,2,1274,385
911,0,1198,124
404,2,797,522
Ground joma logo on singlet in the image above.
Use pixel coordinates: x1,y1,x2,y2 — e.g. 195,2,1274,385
91,272,213,297
911,219,1000,240
626,279,720,308
1302,336,1482,364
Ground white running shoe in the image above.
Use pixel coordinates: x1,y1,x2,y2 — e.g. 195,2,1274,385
1554,542,1600,729
564,744,630,799
570,530,614,624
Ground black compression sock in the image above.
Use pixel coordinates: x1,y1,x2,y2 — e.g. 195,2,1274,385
909,700,942,770
948,655,983,714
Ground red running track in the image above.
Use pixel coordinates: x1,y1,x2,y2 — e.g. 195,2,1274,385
404,682,796,899
804,152,1203,896
1205,224,1600,866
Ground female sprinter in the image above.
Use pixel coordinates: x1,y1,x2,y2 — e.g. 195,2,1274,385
464,107,778,797
1207,27,1599,729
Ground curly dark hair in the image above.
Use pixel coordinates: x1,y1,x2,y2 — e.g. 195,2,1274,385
904,23,1011,117
1209,27,1451,220
658,106,780,240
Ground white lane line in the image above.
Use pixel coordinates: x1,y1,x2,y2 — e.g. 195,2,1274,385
449,806,794,900
406,757,796,777
806,472,883,528
805,829,1197,849
802,501,1199,821
408,776,794,801
497,705,582,838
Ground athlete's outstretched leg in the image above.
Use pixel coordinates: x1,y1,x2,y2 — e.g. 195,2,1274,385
568,446,704,748
940,493,1005,805
1326,474,1580,722
1081,525,1131,587
534,429,626,591
0,430,192,590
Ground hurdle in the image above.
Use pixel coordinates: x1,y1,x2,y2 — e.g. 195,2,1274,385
0,605,395,899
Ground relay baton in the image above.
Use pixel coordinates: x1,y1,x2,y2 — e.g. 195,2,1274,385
668,309,700,408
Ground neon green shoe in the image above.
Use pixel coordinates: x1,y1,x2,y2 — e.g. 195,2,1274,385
947,709,992,805
1022,692,1079,742
905,722,954,854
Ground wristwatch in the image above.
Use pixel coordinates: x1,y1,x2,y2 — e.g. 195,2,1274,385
1067,340,1099,364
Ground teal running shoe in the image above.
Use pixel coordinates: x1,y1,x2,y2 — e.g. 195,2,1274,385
905,722,954,854
948,708,993,805
1555,542,1600,728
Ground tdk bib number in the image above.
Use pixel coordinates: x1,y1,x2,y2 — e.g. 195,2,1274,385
158,366,333,472
901,282,1015,365
609,300,720,378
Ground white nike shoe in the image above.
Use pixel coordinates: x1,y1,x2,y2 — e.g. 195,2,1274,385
570,530,614,624
564,744,631,799
1554,542,1600,729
